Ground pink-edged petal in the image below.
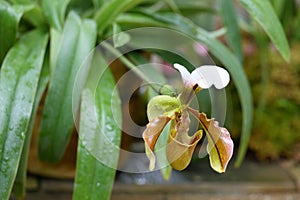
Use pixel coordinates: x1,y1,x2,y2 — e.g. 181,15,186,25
191,65,230,89
142,116,171,170
173,63,197,88
189,108,234,173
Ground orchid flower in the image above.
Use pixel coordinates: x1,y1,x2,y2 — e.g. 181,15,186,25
142,63,233,175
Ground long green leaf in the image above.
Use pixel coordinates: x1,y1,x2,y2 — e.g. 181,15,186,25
12,52,50,199
38,12,97,162
270,0,286,17
117,10,253,166
22,3,45,27
0,29,48,200
94,0,145,34
0,1,24,65
117,12,166,28
162,0,216,14
92,0,105,9
73,54,121,200
49,28,62,72
41,0,70,30
296,10,300,40
67,0,93,15
239,0,290,61
220,0,243,61
8,0,32,4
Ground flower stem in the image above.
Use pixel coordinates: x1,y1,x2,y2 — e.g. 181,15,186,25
101,41,177,96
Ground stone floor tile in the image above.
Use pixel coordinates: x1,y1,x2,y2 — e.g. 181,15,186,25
167,193,300,200
15,159,300,199
111,194,165,200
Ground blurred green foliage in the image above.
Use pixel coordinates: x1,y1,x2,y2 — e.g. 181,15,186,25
246,44,300,160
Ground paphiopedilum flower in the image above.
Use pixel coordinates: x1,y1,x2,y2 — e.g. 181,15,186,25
143,63,233,174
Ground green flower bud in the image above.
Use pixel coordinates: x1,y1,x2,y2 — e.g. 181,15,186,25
147,95,181,121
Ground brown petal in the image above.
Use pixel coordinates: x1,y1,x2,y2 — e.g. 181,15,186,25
143,116,171,170
189,108,234,173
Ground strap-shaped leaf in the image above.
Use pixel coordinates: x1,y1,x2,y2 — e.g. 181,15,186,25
92,0,105,9
12,53,50,199
8,0,32,4
159,1,216,14
49,28,62,72
73,55,122,200
21,3,45,27
0,29,48,200
239,0,290,61
38,12,97,162
95,0,145,34
41,0,70,30
117,12,166,27
220,0,243,61
0,1,24,64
